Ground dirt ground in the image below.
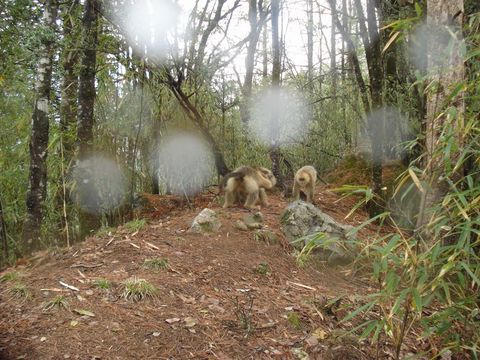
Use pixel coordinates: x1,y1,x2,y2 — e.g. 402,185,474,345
0,186,404,360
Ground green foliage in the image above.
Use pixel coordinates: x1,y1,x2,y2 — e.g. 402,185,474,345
93,278,112,290
337,88,480,359
121,277,158,302
253,262,271,275
143,258,168,271
287,311,302,330
124,219,147,232
0,271,23,282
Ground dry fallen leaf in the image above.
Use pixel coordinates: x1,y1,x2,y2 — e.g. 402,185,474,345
165,318,181,324
73,309,95,317
184,317,197,328
312,327,328,340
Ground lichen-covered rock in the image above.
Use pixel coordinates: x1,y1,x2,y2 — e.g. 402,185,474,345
253,229,279,245
190,208,222,233
241,212,264,230
280,201,356,265
234,220,249,231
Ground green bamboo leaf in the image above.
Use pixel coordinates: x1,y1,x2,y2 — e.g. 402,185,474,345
460,262,480,287
412,287,422,313
414,2,422,17
341,302,375,323
389,288,409,318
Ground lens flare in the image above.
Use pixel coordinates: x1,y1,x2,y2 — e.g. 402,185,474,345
363,107,410,161
115,0,180,60
249,87,311,146
71,155,128,215
152,132,215,196
409,22,465,76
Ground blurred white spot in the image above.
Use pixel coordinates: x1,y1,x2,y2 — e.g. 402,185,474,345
409,22,465,75
249,87,311,146
71,155,128,215
364,107,410,161
153,132,214,196
115,0,180,60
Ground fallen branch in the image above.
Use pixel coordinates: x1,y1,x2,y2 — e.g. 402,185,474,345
70,263,103,269
59,281,79,292
286,280,316,291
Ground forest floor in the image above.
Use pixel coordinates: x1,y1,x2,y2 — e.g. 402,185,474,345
0,185,418,360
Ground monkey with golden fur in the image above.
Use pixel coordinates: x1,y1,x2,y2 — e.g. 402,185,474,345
292,165,317,203
222,166,276,209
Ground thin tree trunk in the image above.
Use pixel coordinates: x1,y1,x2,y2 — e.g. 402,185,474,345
22,0,59,252
262,25,268,79
0,197,8,266
76,0,100,238
241,0,266,125
60,0,79,155
330,0,337,98
58,0,79,245
269,0,285,191
341,0,350,147
77,0,98,159
307,0,314,94
365,0,384,216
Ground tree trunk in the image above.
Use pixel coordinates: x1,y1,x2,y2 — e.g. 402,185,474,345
271,0,281,87
58,0,79,246
22,0,59,252
241,0,265,125
0,196,8,266
262,26,268,79
365,0,384,217
77,0,98,159
307,0,314,94
417,0,465,231
76,0,100,238
269,0,285,191
330,0,337,98
60,0,79,155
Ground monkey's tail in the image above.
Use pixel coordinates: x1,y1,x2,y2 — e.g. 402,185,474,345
219,171,245,191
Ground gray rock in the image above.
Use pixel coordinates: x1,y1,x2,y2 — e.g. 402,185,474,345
234,220,249,231
190,208,222,233
243,212,264,225
253,230,279,245
280,201,356,265
246,222,263,229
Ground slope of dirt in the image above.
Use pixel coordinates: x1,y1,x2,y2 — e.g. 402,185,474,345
0,187,393,360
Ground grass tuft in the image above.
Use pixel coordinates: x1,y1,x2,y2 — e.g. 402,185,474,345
93,278,112,290
7,283,31,300
124,219,147,232
0,271,22,283
122,277,158,302
143,258,168,271
43,295,69,311
253,262,271,275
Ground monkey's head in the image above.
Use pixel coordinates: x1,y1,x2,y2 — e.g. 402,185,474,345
258,167,277,187
296,175,309,186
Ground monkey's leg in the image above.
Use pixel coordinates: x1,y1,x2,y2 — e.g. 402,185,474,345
308,187,315,203
259,188,269,206
292,184,300,201
244,191,260,209
223,190,236,208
